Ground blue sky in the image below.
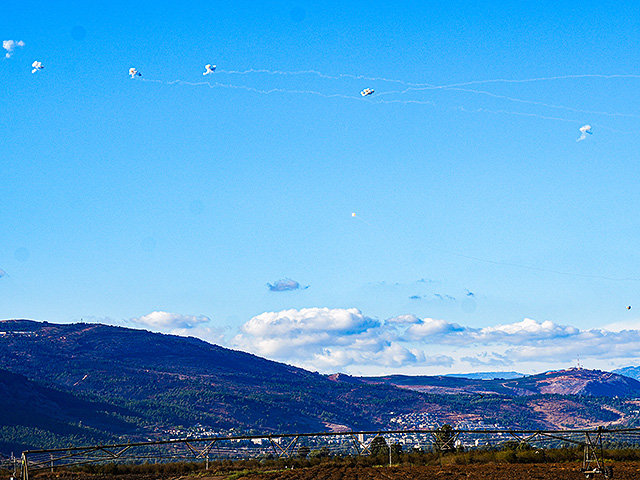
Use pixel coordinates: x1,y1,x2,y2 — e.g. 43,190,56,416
3,0,640,375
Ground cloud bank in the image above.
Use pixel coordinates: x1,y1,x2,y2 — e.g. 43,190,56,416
232,307,452,371
232,308,451,371
119,307,640,375
232,308,640,374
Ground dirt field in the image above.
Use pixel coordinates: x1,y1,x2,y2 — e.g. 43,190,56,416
224,462,640,480
25,461,640,480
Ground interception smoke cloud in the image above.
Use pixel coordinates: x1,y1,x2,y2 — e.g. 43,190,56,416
3,40,25,58
577,124,593,142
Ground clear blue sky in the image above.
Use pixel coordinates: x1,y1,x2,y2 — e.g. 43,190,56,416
3,0,640,375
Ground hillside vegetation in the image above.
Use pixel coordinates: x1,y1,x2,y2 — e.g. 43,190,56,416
1,319,639,454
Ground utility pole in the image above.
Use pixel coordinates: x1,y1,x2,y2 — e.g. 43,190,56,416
10,453,17,480
21,452,28,480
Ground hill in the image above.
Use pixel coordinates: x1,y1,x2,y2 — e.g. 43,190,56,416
613,366,640,380
0,320,435,445
0,368,134,453
360,368,640,397
445,371,524,380
1,319,639,454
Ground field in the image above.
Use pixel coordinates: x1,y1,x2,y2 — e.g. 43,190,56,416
226,462,640,480
16,462,640,480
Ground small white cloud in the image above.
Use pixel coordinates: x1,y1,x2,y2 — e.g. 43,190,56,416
405,317,465,339
386,314,421,325
130,311,211,329
128,311,225,345
267,278,309,292
3,40,25,58
461,352,514,367
480,317,579,341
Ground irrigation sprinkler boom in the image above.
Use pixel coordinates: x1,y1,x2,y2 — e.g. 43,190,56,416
18,426,638,480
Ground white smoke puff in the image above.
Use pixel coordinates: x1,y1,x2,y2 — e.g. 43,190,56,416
577,124,592,142
31,60,43,73
3,40,25,58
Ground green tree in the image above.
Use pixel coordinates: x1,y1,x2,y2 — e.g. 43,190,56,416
310,446,330,458
297,445,311,459
391,442,403,456
369,436,389,456
434,424,456,453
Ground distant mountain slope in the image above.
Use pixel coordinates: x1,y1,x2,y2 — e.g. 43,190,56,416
359,374,512,395
613,366,640,380
0,320,433,438
0,368,135,453
514,368,640,396
1,320,638,455
445,371,524,380
359,368,640,397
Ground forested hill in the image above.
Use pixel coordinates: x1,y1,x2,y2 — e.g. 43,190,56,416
0,367,133,453
0,320,433,450
1,319,639,455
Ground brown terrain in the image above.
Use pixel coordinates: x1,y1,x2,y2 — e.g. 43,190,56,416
217,462,640,480
529,398,609,429
25,462,640,480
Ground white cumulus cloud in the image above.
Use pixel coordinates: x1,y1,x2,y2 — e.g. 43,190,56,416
122,308,640,375
233,309,625,373
232,307,449,371
400,316,580,346
481,318,578,339
405,317,465,338
393,315,640,369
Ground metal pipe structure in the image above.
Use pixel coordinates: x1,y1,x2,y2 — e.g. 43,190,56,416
18,426,640,480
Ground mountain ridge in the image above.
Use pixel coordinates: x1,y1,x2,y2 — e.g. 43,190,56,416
0,319,436,444
2,319,639,454
358,368,640,397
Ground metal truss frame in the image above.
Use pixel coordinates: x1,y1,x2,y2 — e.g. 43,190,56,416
18,426,640,480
